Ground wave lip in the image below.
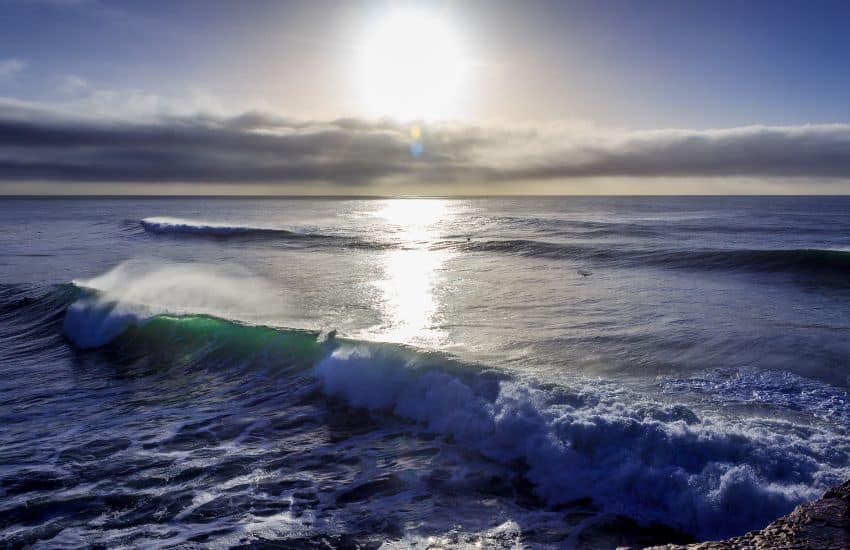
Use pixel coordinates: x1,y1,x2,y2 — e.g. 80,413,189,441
140,217,299,238
64,259,289,348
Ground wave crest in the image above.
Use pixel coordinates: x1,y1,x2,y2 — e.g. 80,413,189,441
140,217,300,238
64,259,288,348
313,345,848,538
443,239,850,278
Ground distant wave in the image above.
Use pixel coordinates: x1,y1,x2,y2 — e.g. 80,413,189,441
442,239,850,278
140,217,304,238
436,239,585,259
646,247,850,275
7,270,835,539
496,214,843,238
138,217,393,251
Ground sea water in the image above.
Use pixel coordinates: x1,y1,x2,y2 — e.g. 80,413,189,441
1,196,849,547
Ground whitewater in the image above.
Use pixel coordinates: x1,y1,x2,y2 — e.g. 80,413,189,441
2,196,849,548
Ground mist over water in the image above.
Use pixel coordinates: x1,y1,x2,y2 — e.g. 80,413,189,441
2,197,849,548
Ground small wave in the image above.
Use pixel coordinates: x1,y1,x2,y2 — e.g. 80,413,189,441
434,239,588,259
47,276,848,539
0,284,79,359
140,217,303,238
443,239,850,279
138,217,393,251
649,247,850,276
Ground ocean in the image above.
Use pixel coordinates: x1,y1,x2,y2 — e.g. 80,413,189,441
1,196,849,548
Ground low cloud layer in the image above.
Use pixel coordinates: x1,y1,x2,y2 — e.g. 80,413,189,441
1,102,850,190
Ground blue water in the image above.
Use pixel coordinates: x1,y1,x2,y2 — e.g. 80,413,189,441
1,196,849,548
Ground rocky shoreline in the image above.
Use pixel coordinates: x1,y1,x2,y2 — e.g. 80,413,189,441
643,480,850,549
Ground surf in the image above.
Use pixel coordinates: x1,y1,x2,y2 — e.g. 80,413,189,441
33,262,849,540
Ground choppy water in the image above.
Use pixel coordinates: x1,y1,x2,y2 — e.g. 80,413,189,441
1,196,849,548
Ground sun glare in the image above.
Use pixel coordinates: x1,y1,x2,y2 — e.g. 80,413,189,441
371,199,452,345
356,9,469,121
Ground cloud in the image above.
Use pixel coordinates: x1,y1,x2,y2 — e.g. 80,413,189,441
0,59,26,82
59,75,91,95
40,82,250,122
0,101,849,188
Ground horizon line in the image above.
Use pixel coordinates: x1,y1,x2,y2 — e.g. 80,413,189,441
3,193,850,199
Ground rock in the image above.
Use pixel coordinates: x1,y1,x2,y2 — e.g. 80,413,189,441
640,480,850,550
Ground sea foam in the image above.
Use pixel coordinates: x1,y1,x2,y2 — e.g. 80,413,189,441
140,217,298,237
314,344,849,538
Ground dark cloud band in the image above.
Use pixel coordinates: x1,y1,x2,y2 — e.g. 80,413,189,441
1,104,850,185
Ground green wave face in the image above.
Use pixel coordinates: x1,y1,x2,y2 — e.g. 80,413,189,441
108,314,326,373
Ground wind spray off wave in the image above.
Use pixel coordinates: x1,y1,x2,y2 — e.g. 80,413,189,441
64,259,288,348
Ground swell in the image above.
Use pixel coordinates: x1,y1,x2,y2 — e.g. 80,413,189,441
8,284,837,540
137,217,391,251
0,283,79,361
495,215,844,238
138,217,850,280
647,247,850,275
442,239,850,278
140,217,302,238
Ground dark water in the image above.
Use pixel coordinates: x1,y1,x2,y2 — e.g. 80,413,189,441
1,196,849,548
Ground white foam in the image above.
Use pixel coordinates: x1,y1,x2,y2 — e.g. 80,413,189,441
63,296,146,349
663,367,850,422
314,345,850,538
140,216,293,236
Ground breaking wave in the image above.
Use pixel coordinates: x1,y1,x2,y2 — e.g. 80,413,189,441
138,217,393,252
65,259,289,348
140,217,306,238
313,345,847,538
38,264,849,540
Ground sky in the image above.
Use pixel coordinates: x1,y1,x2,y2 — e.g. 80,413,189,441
1,0,850,195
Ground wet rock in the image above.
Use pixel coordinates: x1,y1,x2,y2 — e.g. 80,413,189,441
642,480,850,550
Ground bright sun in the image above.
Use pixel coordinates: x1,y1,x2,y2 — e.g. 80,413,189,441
356,9,469,121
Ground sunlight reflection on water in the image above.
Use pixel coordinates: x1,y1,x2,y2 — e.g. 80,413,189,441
371,199,453,345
